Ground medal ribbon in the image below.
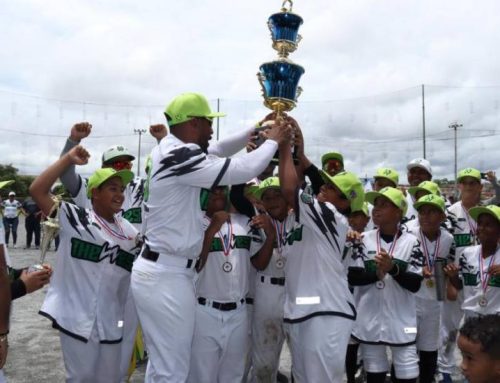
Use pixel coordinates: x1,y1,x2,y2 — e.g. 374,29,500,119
479,249,497,296
420,229,441,273
218,219,233,257
93,211,130,240
272,218,286,255
376,229,400,258
461,203,477,239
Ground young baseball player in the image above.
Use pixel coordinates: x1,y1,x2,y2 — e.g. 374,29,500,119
457,314,500,383
365,168,400,231
407,194,455,383
445,204,500,319
188,186,274,383
438,167,482,382
348,187,424,383
278,126,365,382
248,177,291,383
30,145,140,383
321,151,344,176
405,158,433,222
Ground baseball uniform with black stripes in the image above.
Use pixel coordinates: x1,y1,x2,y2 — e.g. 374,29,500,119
281,185,355,383
131,133,279,382
350,229,423,379
39,201,139,382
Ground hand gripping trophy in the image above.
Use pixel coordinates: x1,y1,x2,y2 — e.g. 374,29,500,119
257,0,305,160
29,195,61,272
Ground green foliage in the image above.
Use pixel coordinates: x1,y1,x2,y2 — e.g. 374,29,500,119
0,164,34,199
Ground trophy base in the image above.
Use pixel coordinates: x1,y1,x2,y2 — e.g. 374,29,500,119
28,264,44,273
263,98,296,113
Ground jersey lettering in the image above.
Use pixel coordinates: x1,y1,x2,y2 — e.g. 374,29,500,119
285,226,303,245
462,273,478,286
70,238,135,272
210,235,252,252
454,233,473,247
122,207,142,224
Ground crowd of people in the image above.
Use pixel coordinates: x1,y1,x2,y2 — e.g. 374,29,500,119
0,91,499,383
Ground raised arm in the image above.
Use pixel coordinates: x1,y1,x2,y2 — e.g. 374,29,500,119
208,125,255,157
59,122,92,197
30,146,90,216
278,122,298,209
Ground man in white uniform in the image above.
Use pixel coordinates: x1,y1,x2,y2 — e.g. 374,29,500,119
131,92,290,382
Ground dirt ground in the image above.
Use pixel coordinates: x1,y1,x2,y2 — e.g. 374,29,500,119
2,217,463,382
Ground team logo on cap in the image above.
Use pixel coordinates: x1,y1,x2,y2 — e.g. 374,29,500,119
383,169,392,176
349,190,357,199
116,146,125,151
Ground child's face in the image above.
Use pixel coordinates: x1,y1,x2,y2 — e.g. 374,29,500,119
261,189,288,220
318,183,350,212
459,177,482,201
418,204,445,233
477,214,500,245
458,334,500,383
348,211,369,233
373,178,394,191
372,196,401,227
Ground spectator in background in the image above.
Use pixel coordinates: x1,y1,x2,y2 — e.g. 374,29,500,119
482,171,500,206
22,197,41,249
1,192,22,248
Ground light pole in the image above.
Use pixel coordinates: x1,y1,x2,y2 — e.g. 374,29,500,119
448,121,463,190
134,128,146,177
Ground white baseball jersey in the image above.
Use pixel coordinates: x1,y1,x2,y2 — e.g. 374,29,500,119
282,186,355,323
39,201,140,342
1,199,21,218
143,134,277,259
351,229,424,345
406,224,455,301
459,245,500,316
257,217,288,278
196,213,262,301
72,175,145,229
404,193,418,222
448,201,478,259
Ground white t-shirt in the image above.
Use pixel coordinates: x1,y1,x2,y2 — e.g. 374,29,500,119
448,201,479,260
2,199,21,218
196,213,262,302
143,134,277,259
459,245,500,316
350,229,424,345
282,186,355,323
40,201,139,342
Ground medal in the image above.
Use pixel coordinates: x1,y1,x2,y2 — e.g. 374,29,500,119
273,218,287,271
478,248,497,309
218,219,233,273
420,229,441,286
93,211,131,240
376,280,385,289
222,261,233,273
275,258,286,269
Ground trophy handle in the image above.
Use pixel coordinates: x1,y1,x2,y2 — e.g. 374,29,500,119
295,86,303,101
297,34,303,45
281,0,293,12
257,72,267,97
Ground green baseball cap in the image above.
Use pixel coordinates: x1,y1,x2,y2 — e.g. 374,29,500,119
414,194,446,213
87,168,134,198
408,180,441,198
0,180,14,190
469,204,500,225
365,186,408,215
352,202,370,217
102,145,135,164
254,177,280,200
321,152,344,169
457,167,481,183
320,170,365,211
373,168,399,187
164,92,226,127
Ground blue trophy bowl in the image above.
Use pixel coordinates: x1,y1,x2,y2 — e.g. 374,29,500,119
258,60,305,111
268,11,303,45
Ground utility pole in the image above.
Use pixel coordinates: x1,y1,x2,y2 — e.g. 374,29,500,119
448,121,463,190
422,84,426,158
134,128,146,177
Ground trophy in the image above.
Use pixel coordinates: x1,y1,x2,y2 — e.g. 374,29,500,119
434,259,447,302
257,0,305,114
29,195,61,272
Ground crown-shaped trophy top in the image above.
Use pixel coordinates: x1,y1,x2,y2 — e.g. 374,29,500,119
268,0,303,58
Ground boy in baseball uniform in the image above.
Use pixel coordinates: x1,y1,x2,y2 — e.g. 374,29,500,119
349,187,424,383
30,145,140,383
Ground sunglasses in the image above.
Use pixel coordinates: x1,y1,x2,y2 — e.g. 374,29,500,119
111,160,133,171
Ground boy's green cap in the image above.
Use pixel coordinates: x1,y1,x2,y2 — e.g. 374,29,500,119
469,204,500,225
365,186,408,215
87,168,134,198
254,177,280,200
457,168,481,183
164,92,226,126
374,167,399,187
414,194,446,213
408,181,441,198
320,170,365,211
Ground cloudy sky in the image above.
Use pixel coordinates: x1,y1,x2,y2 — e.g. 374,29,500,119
1,0,500,182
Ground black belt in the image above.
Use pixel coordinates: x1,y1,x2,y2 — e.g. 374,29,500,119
141,245,194,268
260,275,286,286
245,297,254,305
198,297,245,311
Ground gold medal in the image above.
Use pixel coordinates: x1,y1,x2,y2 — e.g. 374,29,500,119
426,279,435,289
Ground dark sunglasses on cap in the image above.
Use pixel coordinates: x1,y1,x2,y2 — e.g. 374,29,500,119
111,160,133,171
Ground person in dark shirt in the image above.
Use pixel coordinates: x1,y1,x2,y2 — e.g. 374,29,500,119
22,197,42,249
